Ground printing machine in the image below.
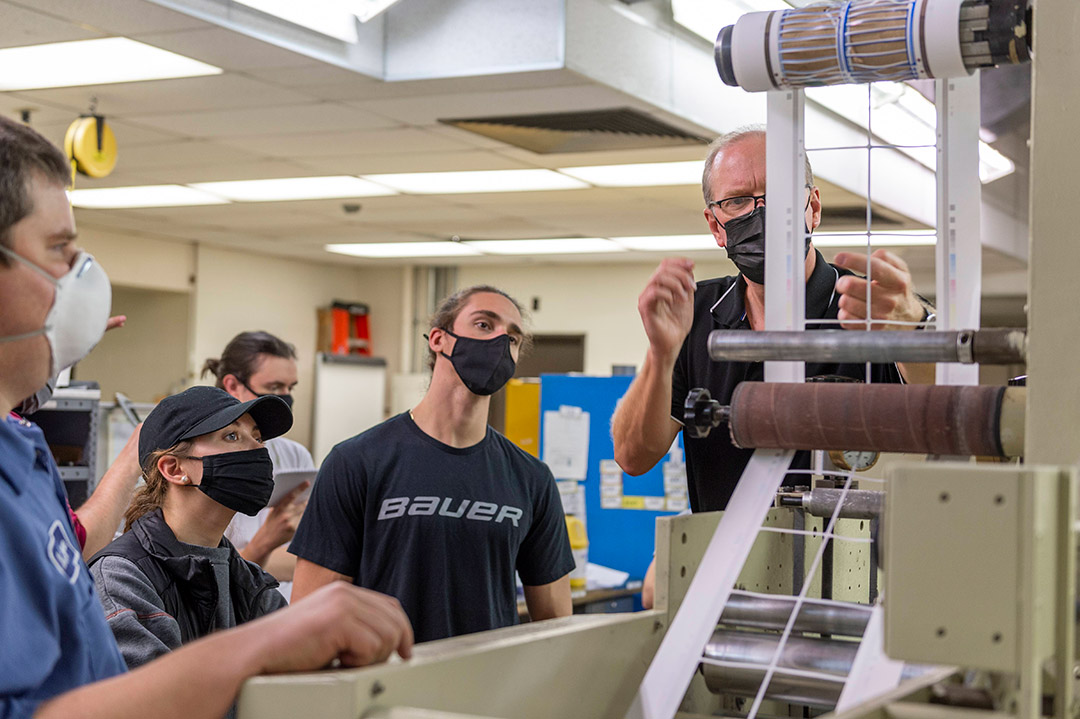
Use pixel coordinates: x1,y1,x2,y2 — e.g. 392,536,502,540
235,0,1079,716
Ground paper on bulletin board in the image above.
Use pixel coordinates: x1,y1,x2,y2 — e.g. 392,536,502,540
542,405,590,481
557,480,586,516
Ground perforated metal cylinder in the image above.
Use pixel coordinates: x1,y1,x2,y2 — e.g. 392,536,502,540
715,0,1031,91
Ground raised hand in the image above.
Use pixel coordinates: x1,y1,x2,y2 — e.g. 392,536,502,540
639,258,697,361
832,249,925,331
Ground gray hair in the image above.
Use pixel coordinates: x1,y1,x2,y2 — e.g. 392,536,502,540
701,126,814,204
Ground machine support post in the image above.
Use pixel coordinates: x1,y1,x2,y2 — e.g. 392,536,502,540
764,89,807,384
934,74,982,386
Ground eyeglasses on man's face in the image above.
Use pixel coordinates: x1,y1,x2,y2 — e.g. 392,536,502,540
707,185,813,222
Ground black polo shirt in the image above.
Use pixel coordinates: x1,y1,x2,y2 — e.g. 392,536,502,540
670,249,903,512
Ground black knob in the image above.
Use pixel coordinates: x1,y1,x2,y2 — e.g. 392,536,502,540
684,387,725,439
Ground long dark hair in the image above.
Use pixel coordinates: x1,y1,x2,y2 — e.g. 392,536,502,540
201,331,297,388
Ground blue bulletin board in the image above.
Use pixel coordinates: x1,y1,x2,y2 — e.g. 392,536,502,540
539,374,686,580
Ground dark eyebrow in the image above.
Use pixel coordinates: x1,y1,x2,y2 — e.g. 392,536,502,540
471,309,522,337
49,231,77,241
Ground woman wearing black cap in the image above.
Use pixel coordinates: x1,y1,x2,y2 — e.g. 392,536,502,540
87,386,295,670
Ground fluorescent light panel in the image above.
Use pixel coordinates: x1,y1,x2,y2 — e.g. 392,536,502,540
806,82,1014,184
0,38,222,91
812,232,936,247
613,234,718,251
69,185,229,209
558,161,702,187
191,176,396,202
464,238,624,255
363,169,589,194
326,242,481,258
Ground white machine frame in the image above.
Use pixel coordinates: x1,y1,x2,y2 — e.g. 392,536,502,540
236,1,1079,717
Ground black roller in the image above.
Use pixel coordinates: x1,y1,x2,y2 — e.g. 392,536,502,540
715,25,738,87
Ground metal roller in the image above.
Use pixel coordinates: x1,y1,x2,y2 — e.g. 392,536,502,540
707,328,1026,365
702,630,856,708
702,664,842,709
714,0,1032,92
778,488,885,519
728,383,1025,457
720,594,872,637
704,629,858,677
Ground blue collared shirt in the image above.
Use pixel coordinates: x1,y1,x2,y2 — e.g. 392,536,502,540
0,415,126,718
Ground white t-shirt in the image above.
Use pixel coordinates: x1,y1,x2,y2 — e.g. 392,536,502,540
224,435,315,602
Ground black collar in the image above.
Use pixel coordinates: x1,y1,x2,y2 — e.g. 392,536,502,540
709,248,838,328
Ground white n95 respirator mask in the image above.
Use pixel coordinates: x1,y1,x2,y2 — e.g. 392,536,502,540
0,247,112,376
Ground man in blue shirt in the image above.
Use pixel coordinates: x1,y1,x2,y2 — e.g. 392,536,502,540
0,115,414,719
0,415,129,716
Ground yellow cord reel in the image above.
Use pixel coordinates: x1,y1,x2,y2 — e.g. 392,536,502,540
64,115,118,179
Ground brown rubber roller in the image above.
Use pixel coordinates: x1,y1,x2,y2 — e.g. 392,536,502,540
728,383,1013,457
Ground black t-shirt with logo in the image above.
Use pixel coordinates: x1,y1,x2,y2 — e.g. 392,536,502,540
289,412,575,643
670,250,904,513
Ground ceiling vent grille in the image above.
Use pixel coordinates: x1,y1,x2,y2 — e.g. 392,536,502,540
819,206,905,229
440,107,708,154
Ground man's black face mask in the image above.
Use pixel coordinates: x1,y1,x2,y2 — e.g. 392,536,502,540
718,197,813,285
441,330,517,396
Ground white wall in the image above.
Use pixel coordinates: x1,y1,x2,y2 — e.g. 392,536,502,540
75,285,192,403
457,257,738,375
78,227,195,293
190,246,405,449
78,230,406,450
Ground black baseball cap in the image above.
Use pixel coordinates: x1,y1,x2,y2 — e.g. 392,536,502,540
138,386,293,469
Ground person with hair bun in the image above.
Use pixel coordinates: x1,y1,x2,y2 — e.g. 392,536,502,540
202,331,314,600
87,386,294,670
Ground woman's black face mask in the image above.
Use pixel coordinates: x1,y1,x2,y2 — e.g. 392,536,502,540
440,330,517,396
182,447,274,516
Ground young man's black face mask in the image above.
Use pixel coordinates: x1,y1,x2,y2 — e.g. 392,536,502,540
241,378,294,409
718,196,813,285
440,330,517,396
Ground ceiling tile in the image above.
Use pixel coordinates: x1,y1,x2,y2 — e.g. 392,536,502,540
241,63,379,89
29,117,187,153
20,0,209,34
130,160,312,184
134,27,311,72
126,101,398,138
0,92,82,126
294,149,532,175
0,2,106,48
116,140,262,169
374,216,553,239
215,127,472,158
12,74,314,115
452,187,628,207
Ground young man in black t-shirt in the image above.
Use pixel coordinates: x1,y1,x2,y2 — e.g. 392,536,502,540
290,286,574,642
